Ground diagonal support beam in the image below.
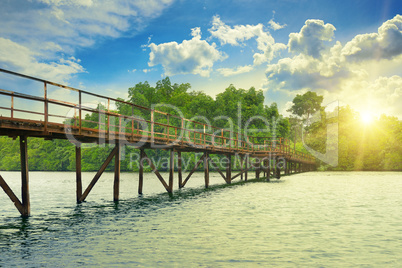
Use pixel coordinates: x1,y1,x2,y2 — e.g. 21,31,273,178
230,164,254,181
180,153,205,188
79,146,118,202
142,150,170,192
208,157,227,182
0,175,24,215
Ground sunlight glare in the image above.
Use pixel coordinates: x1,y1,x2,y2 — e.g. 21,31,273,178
361,112,373,124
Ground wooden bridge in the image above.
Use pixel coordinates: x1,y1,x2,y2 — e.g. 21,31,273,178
0,68,316,217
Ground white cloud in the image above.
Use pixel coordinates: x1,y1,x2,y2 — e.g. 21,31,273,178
288,19,336,58
281,101,294,117
331,75,402,117
268,19,286,31
142,68,156,73
253,42,287,65
0,37,84,83
342,14,402,61
217,65,253,77
264,16,402,118
209,15,266,46
39,0,94,7
148,28,226,77
209,15,286,65
0,0,174,82
265,43,349,91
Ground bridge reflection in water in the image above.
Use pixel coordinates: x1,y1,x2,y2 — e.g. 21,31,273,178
0,68,316,217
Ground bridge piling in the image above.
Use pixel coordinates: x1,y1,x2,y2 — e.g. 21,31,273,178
168,149,174,192
244,154,248,181
75,145,82,203
138,149,144,194
113,144,121,202
226,155,232,184
177,151,183,189
20,136,30,217
204,152,209,188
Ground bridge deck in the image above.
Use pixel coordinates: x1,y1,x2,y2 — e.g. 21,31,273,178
0,68,316,217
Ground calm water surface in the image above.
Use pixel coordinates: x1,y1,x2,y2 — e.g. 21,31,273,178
1,171,401,267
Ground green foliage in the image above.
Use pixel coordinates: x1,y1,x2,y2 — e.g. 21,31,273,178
1,78,399,172
302,105,402,171
288,91,324,121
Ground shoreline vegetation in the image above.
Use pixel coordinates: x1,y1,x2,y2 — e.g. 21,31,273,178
1,78,401,172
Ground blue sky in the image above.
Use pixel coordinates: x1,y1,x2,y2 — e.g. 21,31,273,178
1,0,402,118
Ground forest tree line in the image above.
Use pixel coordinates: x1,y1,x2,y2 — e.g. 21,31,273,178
0,77,400,171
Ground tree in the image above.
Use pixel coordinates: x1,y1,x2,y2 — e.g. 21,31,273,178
288,91,323,123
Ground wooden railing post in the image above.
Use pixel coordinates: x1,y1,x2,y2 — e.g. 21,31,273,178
44,82,48,132
107,98,111,136
79,91,82,135
151,109,154,143
11,93,14,118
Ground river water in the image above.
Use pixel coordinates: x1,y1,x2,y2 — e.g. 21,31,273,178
0,171,401,267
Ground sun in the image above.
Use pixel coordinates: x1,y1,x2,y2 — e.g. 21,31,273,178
361,112,373,124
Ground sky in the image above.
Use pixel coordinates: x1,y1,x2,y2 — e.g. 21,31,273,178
0,0,402,119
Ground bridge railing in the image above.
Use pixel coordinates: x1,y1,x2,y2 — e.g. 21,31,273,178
0,68,315,163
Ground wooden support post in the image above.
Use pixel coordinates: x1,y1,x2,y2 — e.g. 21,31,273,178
204,152,209,188
266,158,270,182
245,154,248,181
275,157,281,179
240,155,244,180
113,144,120,202
262,159,267,178
267,159,271,180
255,159,260,179
20,136,30,217
75,145,82,203
178,151,183,189
226,154,231,184
138,149,144,194
169,149,174,192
